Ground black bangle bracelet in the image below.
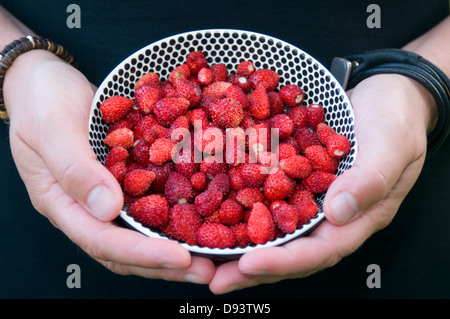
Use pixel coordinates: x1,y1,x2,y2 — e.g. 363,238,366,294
331,48,450,155
0,35,78,124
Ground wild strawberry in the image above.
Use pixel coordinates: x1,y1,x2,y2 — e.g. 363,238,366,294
200,155,228,177
204,210,222,224
218,198,244,226
235,187,264,209
134,84,162,114
226,85,250,109
316,123,336,145
269,113,294,139
277,143,297,160
249,68,280,92
287,188,315,205
189,108,209,128
247,123,271,159
149,138,176,164
173,146,200,179
228,168,244,191
130,138,150,166
134,72,160,91
230,222,252,248
240,163,267,187
326,134,351,159
271,202,299,234
294,127,321,153
210,63,228,82
279,84,305,106
278,155,311,179
193,124,224,155
106,118,134,135
169,64,191,85
301,171,337,194
287,105,308,129
190,171,208,192
263,167,295,201
173,78,202,107
123,169,156,196
169,203,203,245
209,98,244,128
247,202,276,244
232,75,252,92
150,124,170,139
196,223,235,249
133,115,158,143
206,173,231,198
202,81,232,99
128,194,169,227
165,171,195,206
268,91,285,116
104,127,134,148
105,146,129,167
160,80,179,98
186,50,208,75
306,104,325,129
125,107,144,128
147,161,173,193
108,161,127,184
295,198,319,226
236,61,255,77
305,145,338,173
100,95,134,124
168,115,190,143
153,97,190,127
194,190,223,217
250,84,270,119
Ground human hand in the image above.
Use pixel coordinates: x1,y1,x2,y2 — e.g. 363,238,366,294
3,50,215,284
208,74,436,294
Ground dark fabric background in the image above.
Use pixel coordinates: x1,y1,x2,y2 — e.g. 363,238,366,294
1,0,450,299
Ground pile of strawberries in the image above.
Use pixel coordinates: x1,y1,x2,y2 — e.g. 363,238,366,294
99,50,351,249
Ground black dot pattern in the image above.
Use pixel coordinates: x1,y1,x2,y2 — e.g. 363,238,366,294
88,29,358,258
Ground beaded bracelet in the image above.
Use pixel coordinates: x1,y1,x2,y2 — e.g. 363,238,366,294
0,35,78,124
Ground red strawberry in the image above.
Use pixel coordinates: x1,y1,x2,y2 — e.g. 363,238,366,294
269,113,294,139
149,138,176,164
200,155,228,177
316,123,336,145
287,188,315,205
250,84,270,119
277,143,297,160
165,171,195,205
263,167,295,201
169,203,202,245
202,81,232,99
134,72,160,91
271,202,299,234
186,50,208,75
226,85,250,109
279,84,305,106
196,223,235,249
128,194,169,227
133,115,158,143
100,95,134,124
130,138,151,166
174,78,202,107
294,127,321,153
305,145,338,173
235,187,264,209
197,67,213,86
108,161,127,184
301,171,337,194
306,104,325,129
218,198,244,226
268,91,285,116
106,118,134,135
232,75,252,92
169,64,191,85
105,146,129,167
326,134,351,159
168,115,190,143
123,169,156,196
295,198,319,226
134,84,162,114
190,171,208,192
236,61,255,77
193,124,224,155
125,107,145,128
279,155,312,179
230,222,252,248
153,97,190,127
249,68,280,92
173,146,200,179
247,123,271,159
210,63,228,82
206,173,231,198
189,108,209,128
194,190,223,217
104,127,134,148
247,202,276,244
160,80,179,98
209,98,244,128
147,161,173,193
240,163,267,187
287,105,308,129
228,169,244,191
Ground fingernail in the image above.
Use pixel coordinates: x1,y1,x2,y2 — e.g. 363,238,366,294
329,191,358,224
87,184,116,221
184,274,208,284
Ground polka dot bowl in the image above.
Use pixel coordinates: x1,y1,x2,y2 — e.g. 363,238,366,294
88,29,358,260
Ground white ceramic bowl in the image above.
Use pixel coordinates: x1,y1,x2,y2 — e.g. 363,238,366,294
88,29,357,259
